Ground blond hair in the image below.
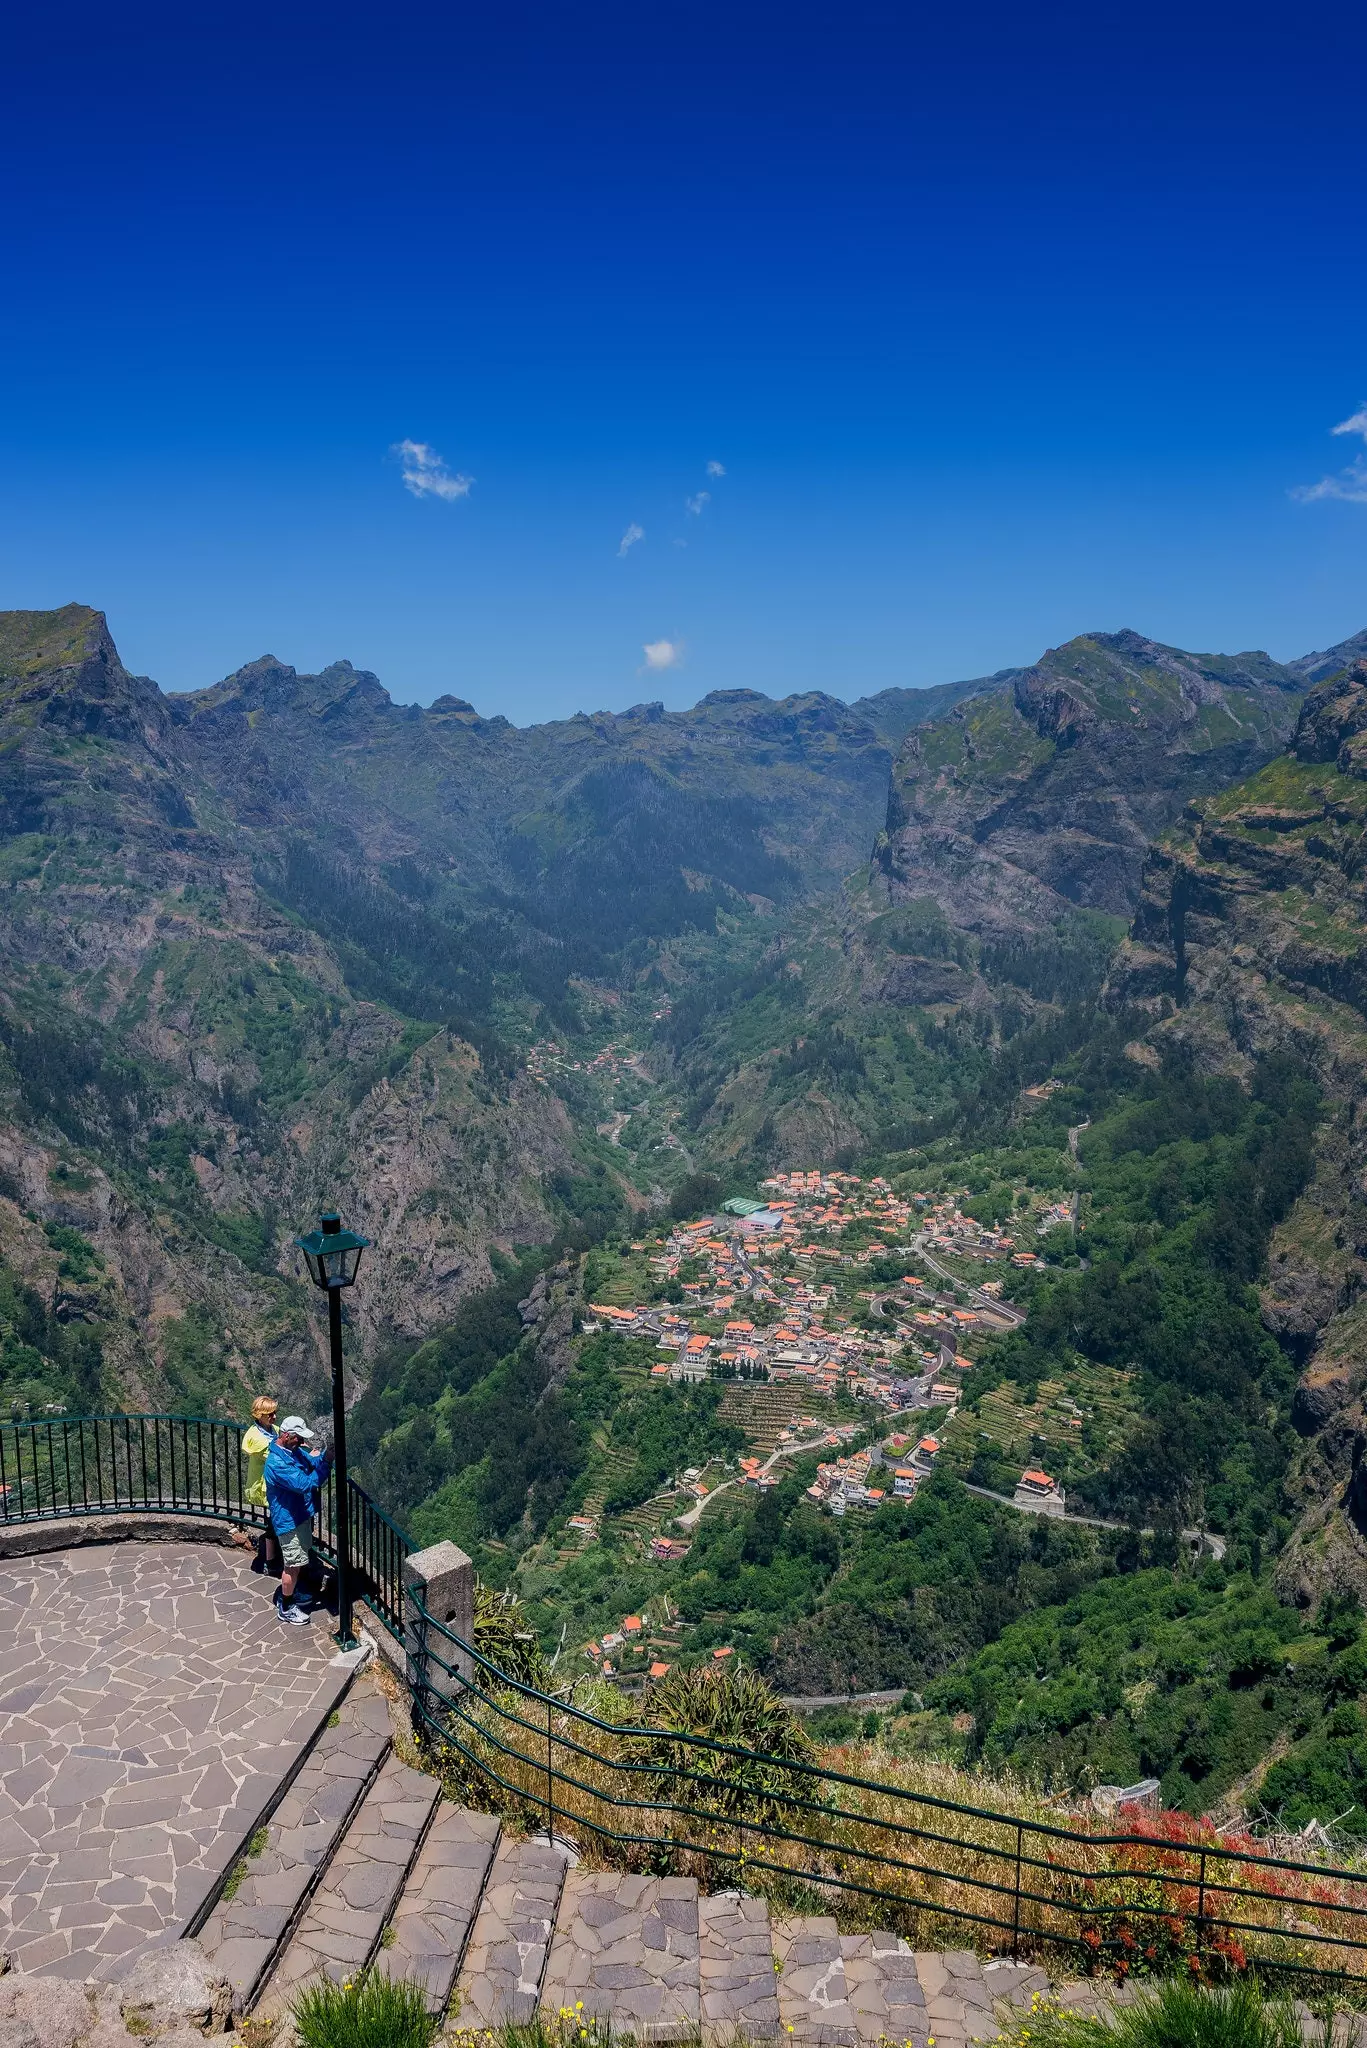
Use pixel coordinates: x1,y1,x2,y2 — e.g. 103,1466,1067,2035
251,1395,278,1424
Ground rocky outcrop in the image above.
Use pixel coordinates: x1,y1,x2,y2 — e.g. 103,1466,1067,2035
871,953,974,1005
0,1944,230,2045
875,630,1306,935
0,605,192,838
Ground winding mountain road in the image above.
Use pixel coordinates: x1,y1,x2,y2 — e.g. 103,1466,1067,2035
911,1234,1026,1326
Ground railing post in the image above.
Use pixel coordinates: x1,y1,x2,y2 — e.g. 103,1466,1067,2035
546,1697,555,1846
1196,1847,1207,1961
402,1540,475,1713
1012,1821,1024,1957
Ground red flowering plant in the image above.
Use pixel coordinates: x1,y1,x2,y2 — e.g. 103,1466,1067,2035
1050,1804,1365,1984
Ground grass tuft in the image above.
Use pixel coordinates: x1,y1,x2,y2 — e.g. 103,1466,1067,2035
450,2014,631,2048
994,1977,1317,2048
291,1972,435,2048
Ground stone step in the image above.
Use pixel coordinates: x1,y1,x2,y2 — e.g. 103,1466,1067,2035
698,1891,781,2041
373,1805,502,2014
773,1915,860,2046
453,1834,571,2027
911,1949,999,2048
541,1871,700,2040
255,1755,441,2018
841,1932,932,2047
775,1917,938,2048
195,1686,392,2010
981,1957,1052,2019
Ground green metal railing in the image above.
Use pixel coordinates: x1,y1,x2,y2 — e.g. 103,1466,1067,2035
406,1610,1367,1986
6,1409,1367,1985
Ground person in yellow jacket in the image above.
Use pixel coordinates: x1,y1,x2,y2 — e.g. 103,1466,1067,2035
242,1395,280,1574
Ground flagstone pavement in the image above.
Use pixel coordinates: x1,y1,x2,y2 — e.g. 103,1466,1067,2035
0,1539,347,1980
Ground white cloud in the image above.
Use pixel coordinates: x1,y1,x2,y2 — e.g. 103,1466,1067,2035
1292,458,1367,505
685,490,711,516
393,439,473,501
1293,407,1367,505
618,522,645,557
642,639,683,671
1332,406,1367,442
705,459,726,478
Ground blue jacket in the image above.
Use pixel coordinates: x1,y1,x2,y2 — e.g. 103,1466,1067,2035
264,1439,332,1536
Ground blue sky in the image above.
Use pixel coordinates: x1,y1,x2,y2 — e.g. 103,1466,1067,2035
2,0,1365,720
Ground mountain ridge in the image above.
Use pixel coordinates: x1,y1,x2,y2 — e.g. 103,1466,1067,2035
873,627,1324,937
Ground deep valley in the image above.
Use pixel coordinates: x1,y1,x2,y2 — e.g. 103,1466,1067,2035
8,602,1367,1837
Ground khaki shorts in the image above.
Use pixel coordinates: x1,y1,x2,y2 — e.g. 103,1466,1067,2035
279,1519,314,1569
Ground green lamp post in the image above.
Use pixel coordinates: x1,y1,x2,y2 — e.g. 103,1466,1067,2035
295,1211,371,1650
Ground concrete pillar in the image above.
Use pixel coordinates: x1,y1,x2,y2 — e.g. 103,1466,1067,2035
403,1538,475,1695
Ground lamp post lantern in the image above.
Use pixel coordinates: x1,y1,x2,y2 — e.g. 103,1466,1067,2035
295,1211,370,1650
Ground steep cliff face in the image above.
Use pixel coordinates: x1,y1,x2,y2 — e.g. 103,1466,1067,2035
1108,660,1367,1608
875,630,1306,935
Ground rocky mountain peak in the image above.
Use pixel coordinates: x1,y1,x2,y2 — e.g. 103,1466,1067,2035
1292,658,1367,773
309,660,392,718
0,602,114,681
1289,628,1367,688
0,602,170,748
170,655,301,722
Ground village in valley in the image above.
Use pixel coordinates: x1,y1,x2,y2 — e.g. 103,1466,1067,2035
509,1144,1122,1689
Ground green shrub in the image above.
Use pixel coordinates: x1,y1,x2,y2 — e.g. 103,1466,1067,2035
291,1971,434,2048
473,1581,551,1689
632,1662,814,1824
999,1976,1309,2048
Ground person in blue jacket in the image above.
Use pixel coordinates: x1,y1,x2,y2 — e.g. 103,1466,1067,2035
264,1416,333,1626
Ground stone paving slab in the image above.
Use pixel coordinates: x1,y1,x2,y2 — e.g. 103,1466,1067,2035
698,1891,781,2040
774,1915,859,2046
0,1540,347,1980
840,1931,930,2048
196,1685,392,2007
541,1871,701,2040
981,1956,1052,2020
912,1950,995,2048
775,1919,948,2048
374,1803,502,2013
454,1834,570,2026
256,1754,441,2016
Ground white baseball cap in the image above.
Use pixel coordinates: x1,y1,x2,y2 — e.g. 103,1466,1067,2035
278,1415,318,1440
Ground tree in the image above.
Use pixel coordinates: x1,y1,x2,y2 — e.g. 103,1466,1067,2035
671,1172,723,1220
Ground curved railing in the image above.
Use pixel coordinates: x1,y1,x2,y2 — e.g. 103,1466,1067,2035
6,1411,1367,1987
0,1411,411,1638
